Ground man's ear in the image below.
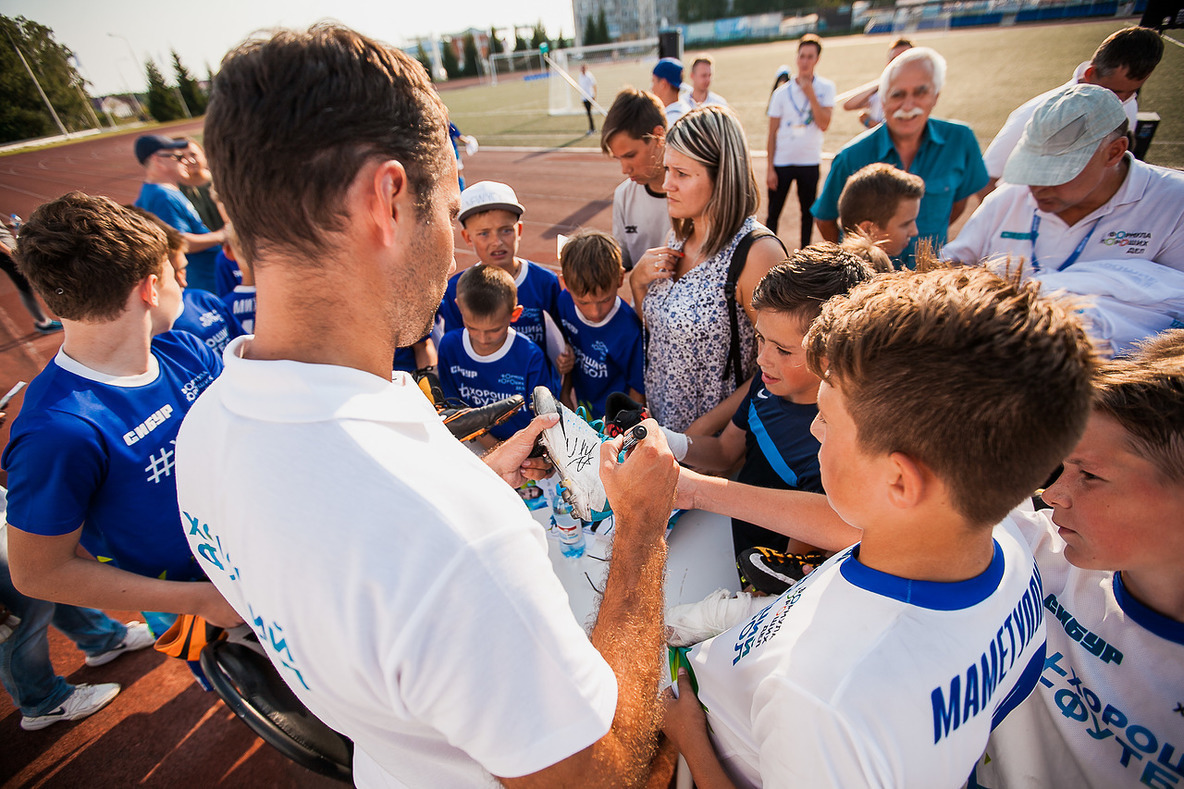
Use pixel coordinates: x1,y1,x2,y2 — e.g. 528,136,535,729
856,219,879,239
1105,133,1129,167
368,160,409,246
885,451,927,511
138,273,161,307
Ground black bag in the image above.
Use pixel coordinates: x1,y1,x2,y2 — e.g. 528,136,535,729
723,229,787,388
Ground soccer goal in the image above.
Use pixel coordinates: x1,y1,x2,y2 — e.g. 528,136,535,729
545,38,659,117
489,50,547,86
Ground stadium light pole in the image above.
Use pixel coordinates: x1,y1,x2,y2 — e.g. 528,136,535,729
107,33,148,119
5,28,68,136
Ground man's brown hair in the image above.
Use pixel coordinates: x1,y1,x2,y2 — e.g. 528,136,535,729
691,54,714,71
456,264,517,320
127,205,185,255
16,192,167,322
799,33,822,54
1093,329,1184,482
751,243,875,329
600,88,666,153
560,230,623,296
204,24,451,265
805,266,1096,526
837,162,925,231
1092,26,1164,81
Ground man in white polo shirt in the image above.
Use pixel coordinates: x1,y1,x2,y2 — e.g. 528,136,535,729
943,83,1184,273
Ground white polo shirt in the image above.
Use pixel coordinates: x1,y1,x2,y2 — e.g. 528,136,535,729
942,154,1184,273
983,62,1140,181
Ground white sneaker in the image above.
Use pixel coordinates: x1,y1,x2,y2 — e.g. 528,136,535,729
84,621,155,667
21,682,121,731
532,387,611,521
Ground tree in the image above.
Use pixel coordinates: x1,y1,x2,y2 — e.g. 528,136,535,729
530,21,549,51
461,32,481,78
555,30,571,50
584,13,599,46
172,49,206,115
0,15,95,143
440,39,460,80
596,9,610,44
415,42,432,77
489,27,504,55
514,31,529,52
145,58,183,122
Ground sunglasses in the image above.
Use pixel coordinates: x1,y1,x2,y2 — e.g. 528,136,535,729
156,152,187,162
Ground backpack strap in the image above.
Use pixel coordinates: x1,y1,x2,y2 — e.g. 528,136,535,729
723,229,787,388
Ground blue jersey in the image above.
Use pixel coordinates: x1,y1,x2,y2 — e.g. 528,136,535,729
135,182,221,293
174,289,243,356
557,291,645,419
437,261,561,350
224,286,256,334
437,328,558,440
731,375,822,494
2,332,222,581
213,250,242,299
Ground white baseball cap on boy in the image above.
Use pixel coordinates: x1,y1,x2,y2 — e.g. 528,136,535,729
457,181,525,225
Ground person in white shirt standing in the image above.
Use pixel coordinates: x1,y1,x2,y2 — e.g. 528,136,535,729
688,55,727,108
766,34,835,250
578,63,598,134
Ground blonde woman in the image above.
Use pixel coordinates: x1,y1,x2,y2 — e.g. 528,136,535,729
631,105,785,432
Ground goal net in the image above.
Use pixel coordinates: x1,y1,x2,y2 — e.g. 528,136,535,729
545,38,659,117
489,50,546,85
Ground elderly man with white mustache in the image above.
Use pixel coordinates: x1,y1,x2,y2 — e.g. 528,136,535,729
811,47,987,268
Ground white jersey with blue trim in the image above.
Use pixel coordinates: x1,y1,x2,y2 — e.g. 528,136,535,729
2,332,222,581
685,513,1047,788
437,328,558,441
969,508,1184,789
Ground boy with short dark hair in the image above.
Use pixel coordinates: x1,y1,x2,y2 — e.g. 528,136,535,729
437,264,559,445
601,89,670,271
970,329,1184,789
663,266,1096,788
436,181,566,370
557,230,644,418
661,243,875,570
2,192,240,643
837,162,924,260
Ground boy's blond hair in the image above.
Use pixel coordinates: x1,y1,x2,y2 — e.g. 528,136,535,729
838,232,894,273
1094,329,1184,482
837,163,924,232
805,266,1096,526
456,264,517,320
560,230,623,296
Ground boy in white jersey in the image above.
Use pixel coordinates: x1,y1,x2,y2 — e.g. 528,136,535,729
970,330,1184,789
2,193,241,635
662,265,1097,788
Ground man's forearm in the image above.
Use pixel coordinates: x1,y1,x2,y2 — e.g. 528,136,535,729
681,471,859,551
182,229,225,252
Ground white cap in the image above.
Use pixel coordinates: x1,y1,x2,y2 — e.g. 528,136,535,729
458,181,524,225
1003,84,1127,187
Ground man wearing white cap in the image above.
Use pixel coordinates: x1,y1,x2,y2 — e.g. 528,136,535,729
943,83,1184,273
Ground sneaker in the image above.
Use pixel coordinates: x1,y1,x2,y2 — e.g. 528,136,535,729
603,392,649,438
34,320,63,335
84,621,155,667
441,395,525,442
532,386,611,522
737,548,830,596
21,682,121,731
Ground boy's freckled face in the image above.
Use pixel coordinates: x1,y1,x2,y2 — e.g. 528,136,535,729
873,197,920,258
571,287,618,324
1041,412,1184,574
460,209,522,271
754,311,820,404
810,379,881,528
459,304,514,356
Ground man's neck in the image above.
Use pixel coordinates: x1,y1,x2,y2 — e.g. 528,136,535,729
60,317,156,377
143,173,178,187
890,129,924,171
1057,156,1130,227
691,87,708,103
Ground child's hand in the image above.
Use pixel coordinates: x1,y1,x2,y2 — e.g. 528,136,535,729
556,345,574,376
662,668,710,753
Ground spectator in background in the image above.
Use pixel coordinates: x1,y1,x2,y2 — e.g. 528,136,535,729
177,139,223,232
766,34,835,250
601,89,670,272
652,58,691,125
812,47,987,268
578,64,597,134
840,38,913,128
980,26,1164,197
133,134,225,293
687,55,727,108
0,224,61,334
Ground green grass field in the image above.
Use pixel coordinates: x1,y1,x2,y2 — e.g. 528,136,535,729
441,19,1183,169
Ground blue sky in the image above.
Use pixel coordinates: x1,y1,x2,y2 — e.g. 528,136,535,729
1,0,576,95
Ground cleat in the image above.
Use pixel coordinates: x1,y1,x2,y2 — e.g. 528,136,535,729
441,395,525,443
532,387,611,521
737,548,830,596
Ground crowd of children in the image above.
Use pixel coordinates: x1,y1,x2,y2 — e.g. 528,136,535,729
0,34,1180,789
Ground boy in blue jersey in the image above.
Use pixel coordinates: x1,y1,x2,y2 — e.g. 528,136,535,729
2,193,242,641
557,230,644,418
438,264,559,448
129,207,244,356
663,265,1096,788
661,243,876,576
133,135,225,293
438,181,571,374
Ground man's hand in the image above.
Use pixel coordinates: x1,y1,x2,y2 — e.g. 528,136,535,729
482,412,558,488
599,418,678,539
0,604,19,645
195,583,245,628
766,168,779,191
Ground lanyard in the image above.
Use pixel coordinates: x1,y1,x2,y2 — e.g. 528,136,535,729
786,79,814,126
1029,212,1101,273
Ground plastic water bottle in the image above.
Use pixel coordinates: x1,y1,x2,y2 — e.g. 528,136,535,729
9,214,21,231
552,484,586,559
